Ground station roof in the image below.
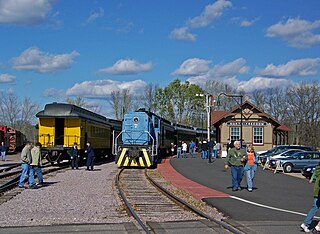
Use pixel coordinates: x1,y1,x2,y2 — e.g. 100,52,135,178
211,100,290,132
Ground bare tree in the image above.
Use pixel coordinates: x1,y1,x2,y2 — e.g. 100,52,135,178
0,92,21,128
109,91,121,120
109,89,133,120
122,89,132,119
140,83,159,113
285,81,320,148
66,96,86,107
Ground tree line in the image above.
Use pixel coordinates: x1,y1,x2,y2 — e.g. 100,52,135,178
0,79,318,149
109,79,320,149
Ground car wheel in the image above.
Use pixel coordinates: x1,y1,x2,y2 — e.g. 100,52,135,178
284,163,293,173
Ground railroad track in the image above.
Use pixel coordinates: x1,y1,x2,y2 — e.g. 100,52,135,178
0,162,69,203
116,168,242,234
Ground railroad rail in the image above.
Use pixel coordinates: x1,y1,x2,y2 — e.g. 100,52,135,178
0,162,69,196
116,168,243,234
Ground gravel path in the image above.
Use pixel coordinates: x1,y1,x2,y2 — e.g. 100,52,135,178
0,163,131,227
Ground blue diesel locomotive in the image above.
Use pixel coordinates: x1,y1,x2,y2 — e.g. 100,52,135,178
114,109,207,168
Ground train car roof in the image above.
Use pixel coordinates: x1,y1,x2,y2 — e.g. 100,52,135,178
131,109,172,125
36,103,111,125
173,123,197,133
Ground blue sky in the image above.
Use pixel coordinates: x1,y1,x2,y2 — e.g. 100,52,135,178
0,0,320,117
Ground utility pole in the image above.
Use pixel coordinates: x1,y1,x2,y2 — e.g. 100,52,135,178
196,93,212,141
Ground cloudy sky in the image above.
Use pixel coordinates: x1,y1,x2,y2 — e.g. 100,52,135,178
0,0,319,117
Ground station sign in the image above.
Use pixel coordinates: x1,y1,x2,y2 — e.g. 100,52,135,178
227,122,267,126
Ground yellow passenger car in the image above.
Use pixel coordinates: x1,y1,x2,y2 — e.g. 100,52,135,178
36,103,121,163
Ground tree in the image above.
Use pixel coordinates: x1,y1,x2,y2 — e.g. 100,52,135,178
207,80,237,111
109,89,133,120
66,96,86,107
154,79,205,125
0,92,38,141
285,81,320,148
0,92,21,128
140,83,159,113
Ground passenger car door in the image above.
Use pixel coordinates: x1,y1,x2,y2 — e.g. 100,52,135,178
296,153,311,169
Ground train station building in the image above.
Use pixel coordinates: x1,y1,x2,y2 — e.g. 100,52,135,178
211,100,290,152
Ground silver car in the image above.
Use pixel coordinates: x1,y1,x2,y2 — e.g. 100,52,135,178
269,151,320,173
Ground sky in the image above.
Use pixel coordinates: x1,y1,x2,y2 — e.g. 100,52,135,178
0,0,320,118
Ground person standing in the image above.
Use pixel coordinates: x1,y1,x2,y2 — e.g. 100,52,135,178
170,143,176,156
182,141,188,158
18,142,35,189
301,164,320,233
241,139,247,149
69,142,79,169
224,141,247,191
0,142,7,161
177,141,182,158
189,141,196,158
244,144,259,192
201,140,208,159
215,142,221,158
226,138,233,153
30,142,43,186
207,139,214,163
85,142,95,171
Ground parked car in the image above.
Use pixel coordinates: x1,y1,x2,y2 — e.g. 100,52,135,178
269,149,306,160
259,145,315,164
269,151,320,173
301,164,317,179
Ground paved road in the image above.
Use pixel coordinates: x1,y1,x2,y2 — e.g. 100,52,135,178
170,156,315,234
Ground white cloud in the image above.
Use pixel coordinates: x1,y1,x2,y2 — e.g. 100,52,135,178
98,59,153,75
170,0,231,42
11,47,80,73
187,0,232,28
240,18,259,27
238,77,293,93
184,58,249,87
42,88,66,97
83,7,104,25
209,58,249,78
172,58,211,76
266,18,320,48
0,73,15,83
256,58,320,77
169,27,196,42
0,0,54,25
66,79,147,98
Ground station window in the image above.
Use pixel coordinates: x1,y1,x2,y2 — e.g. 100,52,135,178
230,127,240,141
253,127,263,144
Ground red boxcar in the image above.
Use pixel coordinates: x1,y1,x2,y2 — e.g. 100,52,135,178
0,126,26,152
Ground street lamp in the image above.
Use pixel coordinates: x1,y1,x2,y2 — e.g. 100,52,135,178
196,93,212,141
217,93,244,142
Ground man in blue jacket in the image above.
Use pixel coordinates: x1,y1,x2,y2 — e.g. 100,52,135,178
85,142,95,171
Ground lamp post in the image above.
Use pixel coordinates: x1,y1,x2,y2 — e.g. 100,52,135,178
217,93,244,141
196,93,212,141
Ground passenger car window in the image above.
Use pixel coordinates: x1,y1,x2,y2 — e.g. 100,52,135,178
312,153,320,159
300,153,311,160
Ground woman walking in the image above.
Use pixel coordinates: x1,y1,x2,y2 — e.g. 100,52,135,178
244,144,259,192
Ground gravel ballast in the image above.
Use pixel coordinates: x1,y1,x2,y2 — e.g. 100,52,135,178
0,162,131,227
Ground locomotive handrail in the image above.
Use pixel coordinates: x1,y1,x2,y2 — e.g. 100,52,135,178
113,130,156,156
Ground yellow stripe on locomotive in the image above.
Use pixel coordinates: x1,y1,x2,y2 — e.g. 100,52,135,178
116,148,152,167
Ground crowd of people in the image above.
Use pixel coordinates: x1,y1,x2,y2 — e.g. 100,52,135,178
171,138,259,193
17,141,95,189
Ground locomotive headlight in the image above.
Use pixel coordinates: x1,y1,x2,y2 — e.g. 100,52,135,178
133,117,139,123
